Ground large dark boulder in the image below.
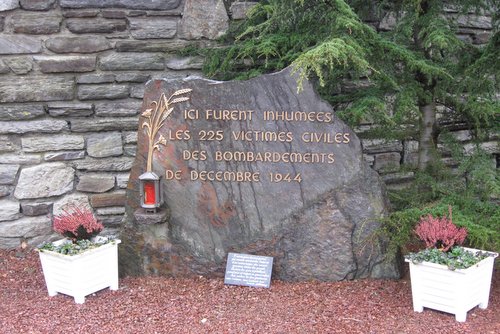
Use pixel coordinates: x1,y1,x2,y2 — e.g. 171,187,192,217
120,68,400,280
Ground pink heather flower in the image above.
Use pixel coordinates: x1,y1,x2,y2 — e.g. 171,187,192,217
53,205,103,242
414,206,467,252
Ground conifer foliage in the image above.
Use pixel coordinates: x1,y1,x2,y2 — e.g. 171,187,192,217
203,0,499,172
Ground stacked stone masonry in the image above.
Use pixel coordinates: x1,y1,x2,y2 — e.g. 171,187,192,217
0,0,497,248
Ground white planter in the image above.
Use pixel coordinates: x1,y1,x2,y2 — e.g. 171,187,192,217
38,237,121,304
405,247,497,322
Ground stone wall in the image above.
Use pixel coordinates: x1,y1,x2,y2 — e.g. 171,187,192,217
0,0,240,248
358,6,499,191
0,0,498,249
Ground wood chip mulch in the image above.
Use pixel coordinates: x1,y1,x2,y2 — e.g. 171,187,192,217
0,249,498,334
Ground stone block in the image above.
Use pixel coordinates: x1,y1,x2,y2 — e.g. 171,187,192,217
77,73,115,84
96,207,125,215
21,201,52,216
115,40,191,52
47,102,93,117
45,36,111,53
70,117,138,132
457,34,473,43
179,0,229,40
133,208,168,225
0,199,20,221
464,141,499,155
379,12,397,31
0,136,17,152
35,55,96,73
11,14,62,34
456,14,492,29
0,119,68,135
20,0,57,11
0,164,19,185
0,76,74,102
381,172,415,184
115,173,129,188
0,35,42,54
115,73,151,83
97,214,124,227
440,130,473,143
86,132,123,158
373,152,401,173
403,140,419,168
101,9,127,18
473,32,491,45
22,134,84,152
0,104,45,121
0,60,9,73
62,9,99,17
363,154,374,166
66,18,127,33
0,216,52,249
128,10,147,16
166,56,204,70
14,162,75,199
129,17,177,39
99,53,165,71
90,191,126,208
123,131,137,144
0,153,41,164
130,85,145,99
362,138,403,154
60,0,181,10
5,57,33,74
0,0,20,11
0,186,12,198
44,150,85,161
52,193,91,216
73,157,134,171
94,101,142,116
77,84,129,100
230,1,258,20
77,174,115,193
124,145,136,157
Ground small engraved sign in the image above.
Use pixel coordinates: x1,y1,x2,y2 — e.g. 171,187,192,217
224,252,273,288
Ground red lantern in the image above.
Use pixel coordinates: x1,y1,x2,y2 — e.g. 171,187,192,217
139,172,161,213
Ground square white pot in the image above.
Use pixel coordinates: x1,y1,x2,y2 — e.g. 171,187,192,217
38,237,121,304
405,247,497,322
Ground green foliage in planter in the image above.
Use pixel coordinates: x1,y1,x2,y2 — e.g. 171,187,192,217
38,238,116,256
365,144,499,261
405,246,495,270
377,198,499,260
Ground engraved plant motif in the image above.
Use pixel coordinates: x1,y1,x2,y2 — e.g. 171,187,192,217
141,88,192,172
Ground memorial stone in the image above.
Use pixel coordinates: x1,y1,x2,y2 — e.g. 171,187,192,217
120,68,400,281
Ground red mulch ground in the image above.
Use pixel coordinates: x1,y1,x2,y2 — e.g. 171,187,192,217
0,249,498,334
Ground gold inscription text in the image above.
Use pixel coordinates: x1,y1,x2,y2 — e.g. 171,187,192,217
264,110,333,123
214,150,335,164
205,109,254,121
232,130,293,142
301,132,350,144
191,170,261,182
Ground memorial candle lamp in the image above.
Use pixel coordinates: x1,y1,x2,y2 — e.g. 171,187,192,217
139,171,161,212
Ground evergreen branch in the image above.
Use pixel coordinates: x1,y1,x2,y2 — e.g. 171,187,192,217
291,38,372,90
